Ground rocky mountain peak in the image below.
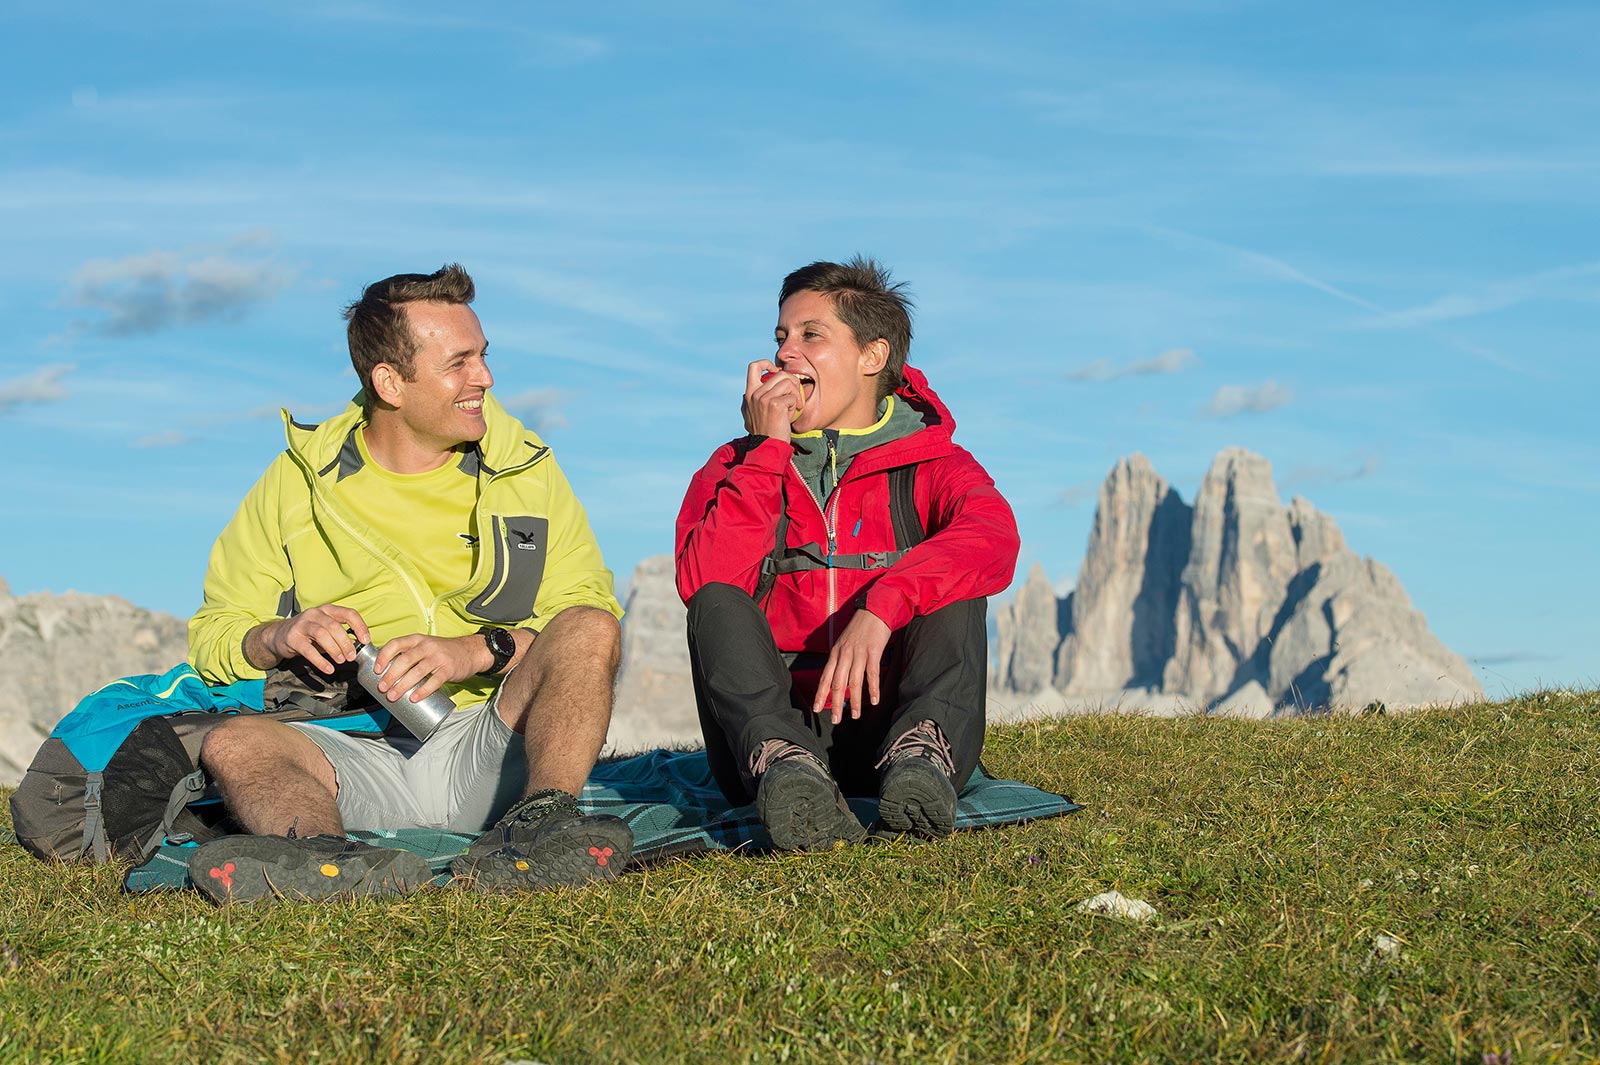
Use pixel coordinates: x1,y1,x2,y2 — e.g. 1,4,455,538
995,563,1060,693
995,449,1483,712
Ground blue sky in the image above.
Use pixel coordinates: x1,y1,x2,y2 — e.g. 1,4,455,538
2,2,1595,697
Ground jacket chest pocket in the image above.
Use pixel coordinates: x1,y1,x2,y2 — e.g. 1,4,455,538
467,515,548,622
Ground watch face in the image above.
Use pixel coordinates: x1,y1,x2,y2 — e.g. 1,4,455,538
485,628,516,658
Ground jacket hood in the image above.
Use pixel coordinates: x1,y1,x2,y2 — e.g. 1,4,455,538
840,364,957,477
280,391,546,478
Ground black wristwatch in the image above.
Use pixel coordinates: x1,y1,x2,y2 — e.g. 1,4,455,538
479,626,516,676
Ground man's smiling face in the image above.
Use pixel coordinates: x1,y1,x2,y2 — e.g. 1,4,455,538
390,300,494,452
772,289,884,433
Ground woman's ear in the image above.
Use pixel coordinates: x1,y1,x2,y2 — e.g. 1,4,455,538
860,338,889,376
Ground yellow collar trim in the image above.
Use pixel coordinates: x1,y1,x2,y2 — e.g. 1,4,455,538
790,395,895,439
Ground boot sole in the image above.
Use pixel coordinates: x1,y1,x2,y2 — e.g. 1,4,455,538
188,836,433,904
758,762,867,851
879,760,958,838
453,817,633,893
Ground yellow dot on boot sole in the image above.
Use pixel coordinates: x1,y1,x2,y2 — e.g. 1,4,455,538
320,864,340,877
515,860,530,871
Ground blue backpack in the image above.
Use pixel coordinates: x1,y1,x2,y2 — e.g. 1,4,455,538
9,664,389,864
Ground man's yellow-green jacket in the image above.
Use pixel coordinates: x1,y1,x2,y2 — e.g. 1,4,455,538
189,394,621,709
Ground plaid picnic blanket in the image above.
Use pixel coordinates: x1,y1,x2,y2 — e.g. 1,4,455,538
122,748,1078,893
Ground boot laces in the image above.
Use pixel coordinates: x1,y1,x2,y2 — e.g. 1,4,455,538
876,720,955,779
749,739,823,779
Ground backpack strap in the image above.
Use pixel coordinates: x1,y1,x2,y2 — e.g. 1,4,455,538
888,464,924,550
81,773,107,863
135,769,207,861
753,475,790,605
758,464,925,582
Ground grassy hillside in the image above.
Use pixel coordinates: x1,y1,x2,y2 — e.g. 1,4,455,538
2,690,1596,1064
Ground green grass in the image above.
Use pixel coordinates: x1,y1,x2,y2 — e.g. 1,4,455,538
3,689,1598,1064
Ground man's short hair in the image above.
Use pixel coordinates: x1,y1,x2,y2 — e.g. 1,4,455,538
779,257,914,400
343,264,476,405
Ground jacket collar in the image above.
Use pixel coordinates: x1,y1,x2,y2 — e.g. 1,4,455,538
830,365,957,479
280,391,545,480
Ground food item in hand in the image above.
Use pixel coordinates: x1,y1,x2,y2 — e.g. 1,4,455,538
761,370,806,421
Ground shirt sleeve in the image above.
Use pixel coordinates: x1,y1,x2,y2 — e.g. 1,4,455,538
188,456,296,683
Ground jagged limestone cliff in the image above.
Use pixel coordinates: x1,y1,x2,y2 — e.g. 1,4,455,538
994,449,1484,713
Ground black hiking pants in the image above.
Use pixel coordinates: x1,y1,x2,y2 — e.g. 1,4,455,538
685,582,988,806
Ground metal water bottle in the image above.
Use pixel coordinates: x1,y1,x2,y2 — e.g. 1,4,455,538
353,642,455,742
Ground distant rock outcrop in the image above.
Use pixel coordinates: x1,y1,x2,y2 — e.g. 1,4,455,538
609,556,700,752
994,564,1062,694
994,448,1484,712
0,583,189,785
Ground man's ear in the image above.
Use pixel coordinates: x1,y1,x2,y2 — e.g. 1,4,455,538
860,338,889,377
371,363,405,407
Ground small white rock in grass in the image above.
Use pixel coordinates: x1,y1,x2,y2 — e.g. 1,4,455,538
1372,932,1402,958
1075,891,1158,922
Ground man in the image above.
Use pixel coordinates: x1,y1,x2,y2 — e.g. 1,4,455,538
674,257,1020,850
187,264,631,902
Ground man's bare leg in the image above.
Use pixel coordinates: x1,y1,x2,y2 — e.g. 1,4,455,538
200,717,343,838
454,605,629,890
190,719,428,903
494,605,621,798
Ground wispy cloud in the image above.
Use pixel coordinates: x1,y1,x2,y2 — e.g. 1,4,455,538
1361,259,1600,330
132,430,188,449
1471,650,1562,666
0,363,73,414
64,237,293,336
1146,225,1383,313
1289,453,1381,486
1067,347,1196,383
499,267,673,334
1051,483,1096,508
498,387,569,433
1205,380,1293,417
1143,225,1544,376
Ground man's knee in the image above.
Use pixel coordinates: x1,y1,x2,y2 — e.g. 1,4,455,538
200,717,332,784
537,606,622,674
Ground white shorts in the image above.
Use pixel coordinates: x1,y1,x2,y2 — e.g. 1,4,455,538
288,688,527,834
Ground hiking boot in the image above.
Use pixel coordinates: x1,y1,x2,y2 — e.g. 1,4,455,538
877,721,958,838
450,789,633,892
188,833,433,904
752,740,866,851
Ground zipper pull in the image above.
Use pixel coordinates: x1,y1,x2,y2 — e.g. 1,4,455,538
822,429,840,500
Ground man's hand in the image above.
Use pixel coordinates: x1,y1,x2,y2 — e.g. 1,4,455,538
369,634,491,704
813,610,892,724
743,359,804,440
248,605,371,674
